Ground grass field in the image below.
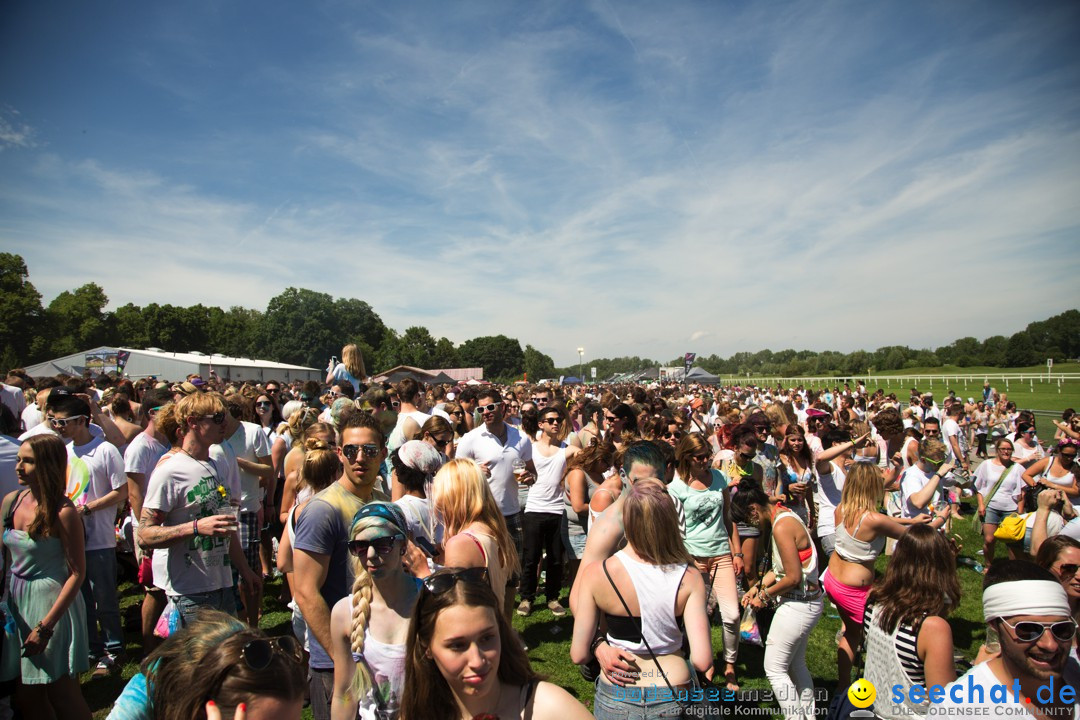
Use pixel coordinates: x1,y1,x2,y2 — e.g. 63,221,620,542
81,491,1004,718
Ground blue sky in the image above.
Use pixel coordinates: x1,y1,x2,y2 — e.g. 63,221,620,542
1,1,1078,367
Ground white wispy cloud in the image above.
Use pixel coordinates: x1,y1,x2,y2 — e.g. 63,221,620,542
0,0,1078,367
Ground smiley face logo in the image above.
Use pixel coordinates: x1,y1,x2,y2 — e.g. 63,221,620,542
848,678,876,709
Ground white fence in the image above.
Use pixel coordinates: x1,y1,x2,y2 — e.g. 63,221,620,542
717,373,1079,392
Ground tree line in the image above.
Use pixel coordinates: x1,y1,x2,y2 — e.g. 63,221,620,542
1,253,1076,382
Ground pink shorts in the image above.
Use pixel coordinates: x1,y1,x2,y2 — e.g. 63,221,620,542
822,568,872,625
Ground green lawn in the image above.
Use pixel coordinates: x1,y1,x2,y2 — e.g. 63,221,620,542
78,497,1005,718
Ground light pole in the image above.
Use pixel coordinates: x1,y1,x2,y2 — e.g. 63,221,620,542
577,347,584,384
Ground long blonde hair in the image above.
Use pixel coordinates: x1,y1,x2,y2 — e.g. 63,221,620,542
431,459,520,577
346,504,410,704
342,344,366,380
837,462,885,527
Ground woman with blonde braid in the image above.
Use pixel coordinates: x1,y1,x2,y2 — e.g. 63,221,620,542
329,503,420,720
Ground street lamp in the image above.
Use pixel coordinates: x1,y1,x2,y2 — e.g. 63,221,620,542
577,347,584,384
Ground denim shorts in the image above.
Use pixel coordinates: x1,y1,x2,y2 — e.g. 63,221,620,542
592,680,696,720
983,506,1011,526
170,587,236,626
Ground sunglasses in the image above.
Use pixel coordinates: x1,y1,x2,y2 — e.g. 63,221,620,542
998,618,1076,644
342,444,380,461
265,387,279,393
433,435,454,446
1054,563,1080,578
1024,430,1037,436
604,414,618,422
1062,454,1078,462
532,397,549,404
391,400,401,408
230,636,304,674
542,417,561,425
692,453,711,462
450,411,464,417
923,429,941,436
48,415,87,428
347,535,404,557
921,455,945,466
477,402,502,413
663,431,683,439
256,401,272,410
328,390,341,398
422,567,489,594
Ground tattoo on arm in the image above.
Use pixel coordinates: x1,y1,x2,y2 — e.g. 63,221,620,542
137,508,191,549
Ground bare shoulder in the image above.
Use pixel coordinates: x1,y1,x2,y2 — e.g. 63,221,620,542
530,681,593,720
918,615,952,638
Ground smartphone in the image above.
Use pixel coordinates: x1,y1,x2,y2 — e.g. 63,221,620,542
413,536,438,558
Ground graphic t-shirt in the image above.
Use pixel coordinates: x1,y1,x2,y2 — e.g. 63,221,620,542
67,435,126,551
144,454,238,596
667,469,731,556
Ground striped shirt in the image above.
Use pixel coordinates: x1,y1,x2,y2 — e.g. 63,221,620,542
864,601,925,687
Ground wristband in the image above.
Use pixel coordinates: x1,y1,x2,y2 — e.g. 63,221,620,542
590,634,607,654
34,622,53,640
733,552,744,558
193,519,199,537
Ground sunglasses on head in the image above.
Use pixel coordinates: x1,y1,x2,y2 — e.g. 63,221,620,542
347,535,404,556
342,444,380,461
218,636,304,678
48,415,86,428
478,402,502,413
998,618,1076,644
422,566,489,594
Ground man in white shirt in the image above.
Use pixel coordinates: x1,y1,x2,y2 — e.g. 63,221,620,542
139,392,260,625
930,561,1080,718
50,395,128,673
899,438,955,518
456,387,535,570
222,395,273,626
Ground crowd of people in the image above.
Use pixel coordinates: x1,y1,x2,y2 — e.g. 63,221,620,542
0,349,1079,719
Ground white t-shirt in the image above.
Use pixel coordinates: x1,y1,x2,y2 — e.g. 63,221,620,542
942,418,962,463
144,453,239,596
67,435,126,551
900,465,940,518
0,383,24,419
20,404,42,434
973,461,1025,513
395,494,442,546
813,461,846,538
456,423,533,516
124,432,170,526
224,421,272,512
929,658,1080,717
0,435,20,500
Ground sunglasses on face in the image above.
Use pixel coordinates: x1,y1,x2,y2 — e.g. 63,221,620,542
265,387,279,394
604,414,618,422
532,397,549,405
48,415,86,429
195,412,227,425
1062,453,1078,462
450,411,464,417
328,391,341,398
921,456,945,467
998,618,1076,644
692,453,710,462
422,566,489,594
997,447,1014,454
342,444,380,461
1054,563,1080,578
542,417,561,425
433,435,454,446
663,431,683,439
256,401,272,410
478,402,502,413
347,535,404,557
390,400,400,408
1024,430,1036,436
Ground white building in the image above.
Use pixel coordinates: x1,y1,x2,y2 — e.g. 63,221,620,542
24,346,321,384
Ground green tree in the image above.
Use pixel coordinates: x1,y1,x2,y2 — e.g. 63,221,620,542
259,288,341,368
112,303,149,349
334,297,387,356
398,326,438,368
431,337,460,369
458,335,524,380
45,283,110,357
981,335,1009,367
208,306,262,358
0,253,45,365
1004,331,1037,367
522,344,556,382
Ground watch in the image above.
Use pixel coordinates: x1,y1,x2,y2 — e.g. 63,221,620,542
81,505,92,516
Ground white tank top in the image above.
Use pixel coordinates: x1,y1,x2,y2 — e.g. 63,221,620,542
1044,456,1079,504
525,443,567,514
606,550,688,655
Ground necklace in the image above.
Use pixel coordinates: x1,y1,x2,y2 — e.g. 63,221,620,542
179,447,218,480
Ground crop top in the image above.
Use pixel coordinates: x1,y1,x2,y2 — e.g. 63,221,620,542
834,510,886,564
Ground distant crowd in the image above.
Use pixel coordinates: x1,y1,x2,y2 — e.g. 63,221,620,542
0,345,1078,720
